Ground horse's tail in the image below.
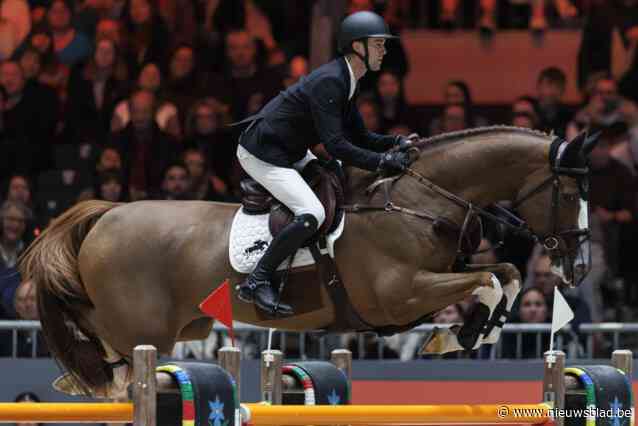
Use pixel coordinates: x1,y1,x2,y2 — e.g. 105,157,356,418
19,200,120,395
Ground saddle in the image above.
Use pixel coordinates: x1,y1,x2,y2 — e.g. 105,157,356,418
240,161,345,237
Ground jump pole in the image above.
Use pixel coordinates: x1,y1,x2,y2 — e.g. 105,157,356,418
0,344,155,424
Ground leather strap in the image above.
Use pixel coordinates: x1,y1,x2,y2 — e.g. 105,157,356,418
308,240,373,332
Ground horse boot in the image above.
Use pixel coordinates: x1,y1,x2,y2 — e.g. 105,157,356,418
238,214,319,316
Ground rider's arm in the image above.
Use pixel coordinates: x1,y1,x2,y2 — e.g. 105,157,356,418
309,77,382,171
348,106,398,153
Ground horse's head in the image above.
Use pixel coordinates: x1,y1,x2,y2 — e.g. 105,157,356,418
513,131,599,287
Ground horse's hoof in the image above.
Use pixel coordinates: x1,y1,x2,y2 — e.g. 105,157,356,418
419,325,462,355
53,373,90,397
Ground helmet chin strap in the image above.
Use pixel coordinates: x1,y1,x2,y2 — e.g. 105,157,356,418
352,39,373,72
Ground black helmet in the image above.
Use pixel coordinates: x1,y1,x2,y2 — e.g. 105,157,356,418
337,11,398,53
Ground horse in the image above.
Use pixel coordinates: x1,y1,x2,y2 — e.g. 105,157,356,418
19,126,596,398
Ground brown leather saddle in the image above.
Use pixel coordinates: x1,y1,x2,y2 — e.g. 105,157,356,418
240,162,345,237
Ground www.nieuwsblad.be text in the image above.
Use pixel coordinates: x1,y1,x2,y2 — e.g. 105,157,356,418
497,405,634,419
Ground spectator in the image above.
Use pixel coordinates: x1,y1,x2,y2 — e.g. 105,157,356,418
511,111,538,129
153,162,191,200
0,0,31,60
430,80,487,135
512,95,541,127
203,0,286,69
373,69,417,133
183,98,235,188
2,279,48,358
17,48,43,83
121,0,171,75
47,0,92,66
165,44,207,128
476,0,578,34
1,60,58,174
182,148,229,202
14,391,42,426
109,90,181,199
577,1,638,91
111,62,181,138
434,303,465,324
501,287,550,358
96,144,123,173
357,97,381,133
14,391,40,403
67,37,130,144
95,17,124,45
567,75,636,140
94,168,128,201
13,279,37,320
3,174,34,212
588,134,636,282
437,104,469,134
536,67,572,137
156,0,196,46
283,55,308,88
19,27,67,94
213,29,284,121
0,200,31,270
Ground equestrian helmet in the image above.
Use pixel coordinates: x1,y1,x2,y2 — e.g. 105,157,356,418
337,11,398,53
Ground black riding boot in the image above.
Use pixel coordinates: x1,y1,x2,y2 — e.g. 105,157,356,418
238,214,319,316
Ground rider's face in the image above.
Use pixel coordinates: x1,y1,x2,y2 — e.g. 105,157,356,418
366,37,386,71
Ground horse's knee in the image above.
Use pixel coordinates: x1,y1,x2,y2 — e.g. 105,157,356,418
473,273,503,308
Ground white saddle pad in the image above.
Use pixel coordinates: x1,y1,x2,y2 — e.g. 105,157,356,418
229,207,345,274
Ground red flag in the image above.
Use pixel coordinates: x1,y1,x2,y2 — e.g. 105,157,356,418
199,279,235,346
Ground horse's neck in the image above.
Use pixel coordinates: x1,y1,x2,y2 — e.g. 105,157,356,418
347,131,551,208
408,133,550,206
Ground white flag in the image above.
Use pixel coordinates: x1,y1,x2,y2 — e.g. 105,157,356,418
549,286,575,352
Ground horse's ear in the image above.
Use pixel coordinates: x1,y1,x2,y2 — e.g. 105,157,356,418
582,131,601,157
558,132,586,169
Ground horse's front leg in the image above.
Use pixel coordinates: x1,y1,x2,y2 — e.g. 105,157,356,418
409,270,503,354
462,263,522,345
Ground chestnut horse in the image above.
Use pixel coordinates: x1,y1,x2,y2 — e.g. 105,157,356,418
20,126,595,398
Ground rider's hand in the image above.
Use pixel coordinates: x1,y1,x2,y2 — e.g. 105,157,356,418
396,133,420,152
378,151,411,174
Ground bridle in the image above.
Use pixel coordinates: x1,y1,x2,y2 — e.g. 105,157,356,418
343,138,591,283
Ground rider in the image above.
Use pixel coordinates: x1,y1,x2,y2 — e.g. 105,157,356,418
236,11,415,316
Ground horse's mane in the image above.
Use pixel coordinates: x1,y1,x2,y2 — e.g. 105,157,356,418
413,125,553,150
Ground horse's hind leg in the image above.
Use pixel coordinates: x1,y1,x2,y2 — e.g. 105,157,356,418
463,263,522,345
410,270,502,354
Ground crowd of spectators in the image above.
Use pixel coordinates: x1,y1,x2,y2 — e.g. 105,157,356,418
1,0,638,364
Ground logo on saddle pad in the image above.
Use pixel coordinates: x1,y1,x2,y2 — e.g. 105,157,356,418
244,239,269,257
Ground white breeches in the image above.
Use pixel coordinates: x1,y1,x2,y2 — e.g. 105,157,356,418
237,145,326,227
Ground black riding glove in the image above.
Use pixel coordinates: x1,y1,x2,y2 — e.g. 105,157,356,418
395,133,420,152
378,151,411,174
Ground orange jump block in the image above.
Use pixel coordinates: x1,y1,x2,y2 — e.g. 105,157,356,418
0,403,134,423
241,403,554,425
